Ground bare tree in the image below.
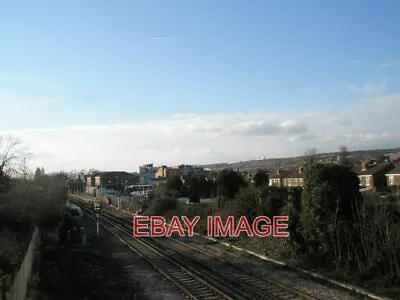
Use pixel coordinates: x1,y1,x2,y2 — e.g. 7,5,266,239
19,157,30,179
304,148,317,165
304,148,317,156
0,135,30,177
338,145,351,167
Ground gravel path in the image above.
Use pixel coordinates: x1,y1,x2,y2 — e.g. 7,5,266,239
178,236,372,300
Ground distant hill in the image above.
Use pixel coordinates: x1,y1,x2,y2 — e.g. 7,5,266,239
200,147,400,171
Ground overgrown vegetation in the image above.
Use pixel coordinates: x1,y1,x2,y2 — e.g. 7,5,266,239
0,135,68,281
298,160,361,267
0,175,68,278
144,147,400,289
343,193,400,283
285,152,400,285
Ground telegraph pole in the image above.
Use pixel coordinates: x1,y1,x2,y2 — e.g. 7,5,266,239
100,176,103,202
96,212,100,236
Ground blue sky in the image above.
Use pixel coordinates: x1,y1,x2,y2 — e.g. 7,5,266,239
1,1,400,172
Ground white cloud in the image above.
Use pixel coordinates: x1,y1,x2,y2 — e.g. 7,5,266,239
361,80,388,95
2,93,400,173
378,61,399,68
279,120,308,135
349,79,388,96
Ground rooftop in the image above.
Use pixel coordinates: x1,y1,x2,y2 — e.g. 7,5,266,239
386,166,400,175
357,163,394,175
284,167,305,179
269,169,291,179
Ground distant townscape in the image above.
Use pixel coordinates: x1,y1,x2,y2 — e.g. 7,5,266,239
68,147,400,202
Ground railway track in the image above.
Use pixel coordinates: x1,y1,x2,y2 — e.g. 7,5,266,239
156,237,315,300
98,207,316,299
77,201,233,300
71,198,318,300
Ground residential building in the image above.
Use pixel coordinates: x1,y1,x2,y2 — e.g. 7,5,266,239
96,171,132,188
385,166,400,187
282,167,305,187
153,164,205,182
85,171,134,195
357,163,394,189
269,169,289,187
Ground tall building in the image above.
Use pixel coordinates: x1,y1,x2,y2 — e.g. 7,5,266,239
156,166,168,178
139,164,157,185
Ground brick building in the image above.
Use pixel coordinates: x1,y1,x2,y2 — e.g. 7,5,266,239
385,166,400,187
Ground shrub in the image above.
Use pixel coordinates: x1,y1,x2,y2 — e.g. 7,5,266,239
346,192,400,283
148,197,178,216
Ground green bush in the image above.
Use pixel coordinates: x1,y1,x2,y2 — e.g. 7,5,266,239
148,197,178,216
300,162,360,264
281,188,304,255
